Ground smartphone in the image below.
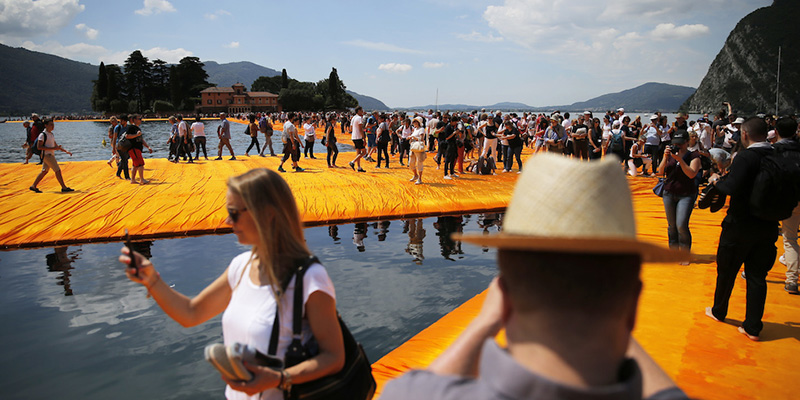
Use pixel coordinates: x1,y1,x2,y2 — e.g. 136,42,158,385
124,229,138,277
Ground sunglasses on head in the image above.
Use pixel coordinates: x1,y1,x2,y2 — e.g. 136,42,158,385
227,207,248,223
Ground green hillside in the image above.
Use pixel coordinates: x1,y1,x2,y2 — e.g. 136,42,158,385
0,43,96,115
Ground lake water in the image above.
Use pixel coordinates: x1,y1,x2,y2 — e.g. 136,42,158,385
0,214,501,399
0,120,354,164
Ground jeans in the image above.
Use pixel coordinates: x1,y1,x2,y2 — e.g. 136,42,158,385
246,136,260,155
116,150,130,179
304,139,315,157
505,145,523,171
326,144,339,167
662,191,696,251
376,141,389,167
260,134,275,156
194,136,207,159
444,145,457,176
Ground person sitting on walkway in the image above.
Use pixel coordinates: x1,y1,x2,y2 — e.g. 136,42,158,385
381,154,690,400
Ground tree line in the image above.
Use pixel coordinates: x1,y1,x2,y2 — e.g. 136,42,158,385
91,50,359,114
251,67,358,111
91,50,211,114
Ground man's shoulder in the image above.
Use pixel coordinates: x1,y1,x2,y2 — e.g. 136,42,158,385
380,370,484,400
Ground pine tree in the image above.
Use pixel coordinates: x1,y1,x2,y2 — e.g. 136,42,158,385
281,69,289,89
123,50,152,113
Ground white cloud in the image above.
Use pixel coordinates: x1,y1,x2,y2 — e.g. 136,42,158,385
456,31,503,43
135,0,176,16
139,46,192,63
0,0,84,38
75,23,98,40
204,9,231,20
21,40,108,62
378,63,412,73
224,41,239,49
343,39,424,54
423,62,445,69
651,23,710,40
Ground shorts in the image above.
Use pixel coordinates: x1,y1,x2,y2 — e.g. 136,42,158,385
129,148,144,167
41,153,60,172
353,139,365,149
367,133,376,147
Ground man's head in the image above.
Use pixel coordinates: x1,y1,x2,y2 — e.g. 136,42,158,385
219,112,227,120
355,106,363,115
775,117,797,139
741,116,768,146
119,114,129,125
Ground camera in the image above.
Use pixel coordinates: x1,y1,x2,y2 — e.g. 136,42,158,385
669,144,679,154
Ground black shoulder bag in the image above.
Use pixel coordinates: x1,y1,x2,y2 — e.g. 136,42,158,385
268,256,375,400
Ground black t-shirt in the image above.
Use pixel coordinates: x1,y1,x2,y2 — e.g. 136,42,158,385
126,124,144,150
507,127,523,147
485,124,497,139
443,124,456,146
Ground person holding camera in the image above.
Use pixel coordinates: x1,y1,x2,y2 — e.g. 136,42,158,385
120,169,345,399
656,130,701,263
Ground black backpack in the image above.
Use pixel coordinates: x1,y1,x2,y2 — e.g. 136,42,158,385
749,146,800,221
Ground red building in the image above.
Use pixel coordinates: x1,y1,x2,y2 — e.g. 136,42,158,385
199,83,280,114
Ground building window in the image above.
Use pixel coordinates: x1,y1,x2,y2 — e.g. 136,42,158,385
207,100,212,104
217,100,222,104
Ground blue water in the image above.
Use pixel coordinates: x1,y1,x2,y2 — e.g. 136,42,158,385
0,214,502,399
0,120,353,163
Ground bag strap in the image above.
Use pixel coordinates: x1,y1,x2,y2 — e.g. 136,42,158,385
267,256,320,356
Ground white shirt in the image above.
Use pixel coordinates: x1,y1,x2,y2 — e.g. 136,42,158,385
303,123,316,141
191,122,205,137
178,120,189,137
351,114,364,140
222,252,336,400
37,130,56,155
427,118,439,136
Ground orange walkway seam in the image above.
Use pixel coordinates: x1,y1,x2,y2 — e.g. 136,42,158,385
371,178,800,400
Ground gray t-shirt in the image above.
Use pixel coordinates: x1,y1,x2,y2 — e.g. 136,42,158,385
380,340,689,400
220,119,231,139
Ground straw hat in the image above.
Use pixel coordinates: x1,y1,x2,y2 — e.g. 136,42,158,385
454,154,690,263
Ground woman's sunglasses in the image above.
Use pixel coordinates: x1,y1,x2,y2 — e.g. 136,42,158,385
227,207,248,223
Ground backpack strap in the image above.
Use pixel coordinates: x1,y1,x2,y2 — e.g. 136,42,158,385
267,256,320,356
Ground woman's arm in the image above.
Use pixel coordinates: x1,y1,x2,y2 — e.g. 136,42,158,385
675,155,701,179
120,248,231,327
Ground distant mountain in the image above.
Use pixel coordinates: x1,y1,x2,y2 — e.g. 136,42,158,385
204,61,280,90
346,90,390,111
681,0,799,114
566,82,695,113
0,43,95,115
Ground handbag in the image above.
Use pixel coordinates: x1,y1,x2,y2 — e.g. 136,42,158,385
269,256,375,400
410,138,426,153
116,136,132,152
652,178,666,197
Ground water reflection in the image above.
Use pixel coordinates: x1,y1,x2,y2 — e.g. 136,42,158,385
0,212,500,399
45,246,79,296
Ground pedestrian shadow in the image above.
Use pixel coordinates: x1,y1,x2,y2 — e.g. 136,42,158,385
691,254,716,265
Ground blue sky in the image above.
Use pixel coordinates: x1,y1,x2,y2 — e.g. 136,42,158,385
0,0,773,108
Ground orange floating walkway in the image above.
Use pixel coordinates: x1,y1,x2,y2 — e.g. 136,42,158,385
0,150,526,249
371,178,800,400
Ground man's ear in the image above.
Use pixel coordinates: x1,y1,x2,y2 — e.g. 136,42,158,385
498,274,513,324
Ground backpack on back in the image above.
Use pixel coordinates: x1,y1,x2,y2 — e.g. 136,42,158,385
610,130,624,152
750,147,800,221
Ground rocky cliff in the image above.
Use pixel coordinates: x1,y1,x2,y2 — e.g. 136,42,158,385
681,0,799,115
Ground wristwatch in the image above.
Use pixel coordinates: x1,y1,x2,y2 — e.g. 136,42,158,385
280,370,293,392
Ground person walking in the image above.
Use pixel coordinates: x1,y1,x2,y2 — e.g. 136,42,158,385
324,114,339,168
244,114,261,157
192,116,208,160
259,114,276,157
125,114,154,184
301,116,317,159
277,113,304,173
115,115,131,179
375,114,391,169
216,113,236,160
29,118,74,193
773,117,800,294
348,106,367,173
396,117,413,166
408,117,427,184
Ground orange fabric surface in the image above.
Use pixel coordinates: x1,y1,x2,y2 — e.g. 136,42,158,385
371,178,800,400
0,149,527,249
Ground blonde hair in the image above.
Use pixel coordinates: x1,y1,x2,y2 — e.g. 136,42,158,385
227,169,310,300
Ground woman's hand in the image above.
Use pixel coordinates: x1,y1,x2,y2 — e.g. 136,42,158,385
223,363,282,396
119,246,159,289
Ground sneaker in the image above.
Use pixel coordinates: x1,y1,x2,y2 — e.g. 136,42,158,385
786,282,799,295
452,174,459,178
214,157,223,160
29,186,41,193
295,167,305,172
357,168,366,173
375,165,381,169
61,187,74,192
277,166,286,172
444,175,453,180
229,156,236,160
349,161,355,171
415,180,422,185
410,177,418,182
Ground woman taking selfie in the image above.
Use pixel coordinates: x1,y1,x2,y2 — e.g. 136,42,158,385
120,168,344,399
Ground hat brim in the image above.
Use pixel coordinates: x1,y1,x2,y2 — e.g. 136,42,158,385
453,233,690,263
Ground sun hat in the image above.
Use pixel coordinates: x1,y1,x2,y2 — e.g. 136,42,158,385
413,116,424,126
650,114,658,120
733,117,745,124
453,154,690,263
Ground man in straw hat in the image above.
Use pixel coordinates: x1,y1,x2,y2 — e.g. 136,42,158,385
381,154,689,400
